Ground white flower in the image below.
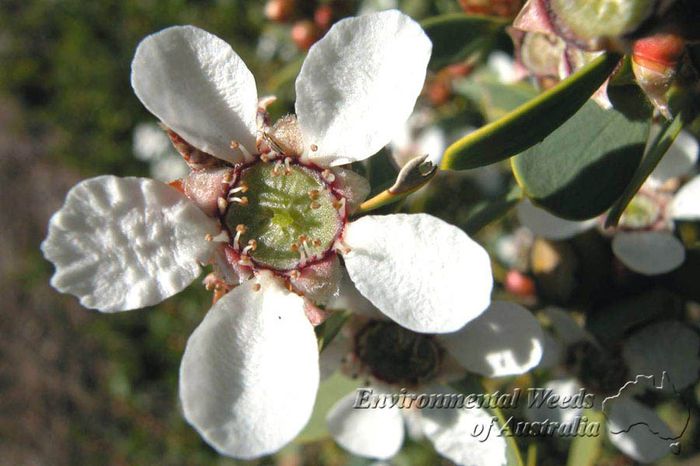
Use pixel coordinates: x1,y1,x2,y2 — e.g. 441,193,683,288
517,128,699,275
41,10,495,459
321,300,545,464
531,308,700,463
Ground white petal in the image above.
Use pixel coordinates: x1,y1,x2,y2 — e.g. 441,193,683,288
327,391,404,459
523,379,584,426
612,231,685,275
342,214,493,333
671,175,700,221
605,397,674,463
179,275,319,459
440,301,544,377
622,321,700,392
131,26,258,163
648,129,698,185
516,199,595,240
295,10,431,166
420,401,507,466
40,176,218,312
327,271,385,320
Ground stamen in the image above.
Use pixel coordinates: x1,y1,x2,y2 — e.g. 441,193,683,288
221,171,236,185
312,239,322,247
228,195,249,206
217,197,228,215
272,159,284,176
310,144,318,152
289,270,301,280
298,235,312,258
321,169,336,183
230,140,253,160
260,152,274,163
238,255,253,267
229,182,249,194
309,201,320,210
242,239,257,255
233,224,247,250
333,197,346,216
291,242,308,264
253,283,262,292
333,237,352,254
205,233,213,241
308,189,320,200
284,157,292,174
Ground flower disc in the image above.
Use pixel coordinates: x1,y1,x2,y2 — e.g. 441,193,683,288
225,160,343,271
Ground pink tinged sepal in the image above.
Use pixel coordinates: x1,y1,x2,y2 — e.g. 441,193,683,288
183,166,235,217
513,0,556,35
289,254,342,306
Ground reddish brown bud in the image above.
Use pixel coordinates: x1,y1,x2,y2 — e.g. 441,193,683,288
314,4,333,30
291,20,320,50
264,0,295,23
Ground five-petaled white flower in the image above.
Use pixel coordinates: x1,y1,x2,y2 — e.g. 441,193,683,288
41,10,495,459
320,295,544,465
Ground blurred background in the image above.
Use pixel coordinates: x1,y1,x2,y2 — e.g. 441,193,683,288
3,0,700,465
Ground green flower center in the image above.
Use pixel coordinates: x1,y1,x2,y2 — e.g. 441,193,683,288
224,159,344,271
354,320,443,387
619,192,661,229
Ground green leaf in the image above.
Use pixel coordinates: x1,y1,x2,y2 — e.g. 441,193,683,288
315,310,351,352
421,14,507,70
512,100,649,220
605,112,685,227
454,74,538,122
441,53,621,170
566,409,605,466
296,372,361,443
462,185,522,235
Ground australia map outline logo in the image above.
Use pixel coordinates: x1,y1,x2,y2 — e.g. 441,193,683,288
601,371,690,455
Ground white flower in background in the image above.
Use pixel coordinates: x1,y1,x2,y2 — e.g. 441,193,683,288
517,128,699,275
531,308,700,463
132,122,190,182
320,297,545,464
41,10,495,459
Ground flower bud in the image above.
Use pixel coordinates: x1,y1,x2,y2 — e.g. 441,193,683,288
291,19,321,50
264,0,295,23
632,33,685,117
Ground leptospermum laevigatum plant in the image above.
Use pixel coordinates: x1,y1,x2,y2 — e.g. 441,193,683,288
37,0,700,463
41,10,496,459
